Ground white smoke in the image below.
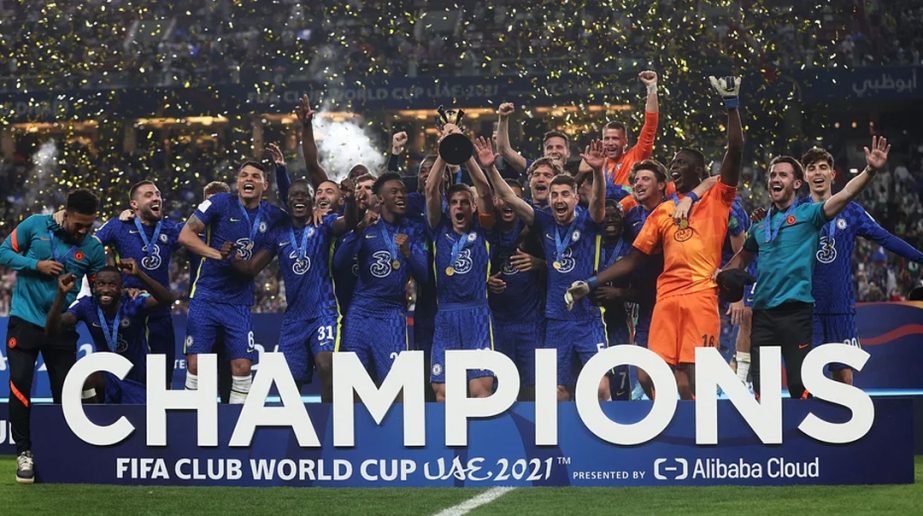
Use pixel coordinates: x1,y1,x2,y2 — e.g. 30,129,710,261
18,139,60,216
312,115,386,183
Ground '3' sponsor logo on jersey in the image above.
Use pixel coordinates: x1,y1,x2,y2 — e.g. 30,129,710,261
370,250,393,278
816,236,837,264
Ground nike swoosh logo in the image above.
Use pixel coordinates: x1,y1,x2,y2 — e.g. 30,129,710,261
129,230,139,234
278,242,288,247
545,234,554,240
365,234,376,239
230,218,241,222
633,222,641,226
91,323,101,327
798,343,810,349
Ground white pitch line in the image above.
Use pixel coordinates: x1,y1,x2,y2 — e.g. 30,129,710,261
433,487,516,516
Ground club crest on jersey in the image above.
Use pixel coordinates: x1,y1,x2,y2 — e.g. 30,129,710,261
184,335,193,350
674,227,694,242
572,230,581,242
432,363,443,376
159,233,169,243
837,218,847,230
467,232,477,242
259,221,268,233
816,236,837,264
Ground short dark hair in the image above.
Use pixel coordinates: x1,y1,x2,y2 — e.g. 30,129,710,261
631,159,668,184
543,130,570,146
129,180,157,200
604,198,623,214
769,155,805,181
801,148,834,170
239,161,266,174
373,172,404,195
527,157,563,177
203,181,231,197
66,189,99,215
550,174,577,191
446,183,474,200
677,148,707,179
348,164,370,179
418,155,437,176
603,121,627,133
505,178,524,191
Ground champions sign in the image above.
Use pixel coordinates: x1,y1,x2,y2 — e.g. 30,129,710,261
32,345,914,486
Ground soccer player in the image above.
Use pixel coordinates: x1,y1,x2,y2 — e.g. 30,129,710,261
95,180,182,387
488,137,611,401
339,172,429,381
426,136,498,400
578,71,659,189
178,161,286,403
801,147,922,385
485,177,545,400
566,76,743,400
594,199,634,399
0,188,106,483
331,174,378,315
232,179,357,401
722,136,891,398
46,259,174,403
495,103,567,208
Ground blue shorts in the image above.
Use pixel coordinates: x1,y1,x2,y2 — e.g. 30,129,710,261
104,373,146,404
431,305,494,383
543,318,608,386
185,300,256,362
813,312,860,372
493,318,541,386
635,304,652,347
278,313,340,384
341,306,408,382
743,282,756,308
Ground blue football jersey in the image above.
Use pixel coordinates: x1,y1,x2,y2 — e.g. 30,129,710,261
68,295,149,383
348,217,429,311
487,219,544,322
533,208,603,321
96,217,182,290
189,193,286,305
431,219,492,307
814,201,923,314
332,231,360,313
272,214,340,319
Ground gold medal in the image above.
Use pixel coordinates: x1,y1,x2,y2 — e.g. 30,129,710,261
391,259,401,270
679,219,689,230
553,261,562,270
445,266,455,276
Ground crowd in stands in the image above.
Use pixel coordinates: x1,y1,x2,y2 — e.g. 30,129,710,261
2,0,923,92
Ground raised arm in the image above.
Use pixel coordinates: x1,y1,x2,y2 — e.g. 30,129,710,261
388,131,408,174
296,94,330,189
46,273,78,336
709,76,743,187
482,139,535,226
119,258,175,309
580,139,607,223
470,136,500,216
331,189,359,236
496,103,528,174
856,209,923,263
824,136,890,219
640,70,659,114
267,143,292,202
425,153,448,229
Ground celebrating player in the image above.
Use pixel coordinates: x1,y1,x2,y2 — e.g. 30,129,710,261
95,180,182,387
46,259,174,403
723,136,891,398
566,76,743,400
801,147,921,385
178,161,286,403
232,179,357,401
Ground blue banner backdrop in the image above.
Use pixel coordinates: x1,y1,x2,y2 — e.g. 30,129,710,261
29,399,913,487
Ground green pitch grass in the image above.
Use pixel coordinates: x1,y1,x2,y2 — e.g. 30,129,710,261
2,456,922,515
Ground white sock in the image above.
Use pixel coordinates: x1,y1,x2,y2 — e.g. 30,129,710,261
81,388,97,400
230,374,251,404
185,372,198,390
736,352,751,383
